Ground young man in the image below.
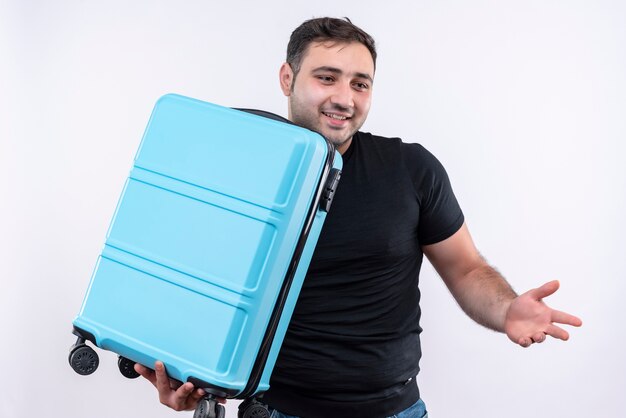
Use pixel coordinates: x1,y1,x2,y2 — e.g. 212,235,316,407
136,17,582,418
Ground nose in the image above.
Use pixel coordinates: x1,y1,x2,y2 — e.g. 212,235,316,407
329,81,354,110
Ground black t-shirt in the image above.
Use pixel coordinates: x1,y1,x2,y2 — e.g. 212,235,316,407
263,132,464,418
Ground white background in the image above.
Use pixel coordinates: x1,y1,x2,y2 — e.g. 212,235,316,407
1,1,624,417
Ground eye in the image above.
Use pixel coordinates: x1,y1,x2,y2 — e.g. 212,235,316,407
316,75,335,84
352,82,370,91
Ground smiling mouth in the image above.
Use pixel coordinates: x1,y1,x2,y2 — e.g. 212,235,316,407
322,111,351,121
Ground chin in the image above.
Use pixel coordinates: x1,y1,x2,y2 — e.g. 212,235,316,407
326,135,352,149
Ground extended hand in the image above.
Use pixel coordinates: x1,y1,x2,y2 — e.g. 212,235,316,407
504,280,582,348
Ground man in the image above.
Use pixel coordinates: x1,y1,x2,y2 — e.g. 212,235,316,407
136,17,582,418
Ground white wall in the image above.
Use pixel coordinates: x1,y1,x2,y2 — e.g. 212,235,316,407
1,1,624,417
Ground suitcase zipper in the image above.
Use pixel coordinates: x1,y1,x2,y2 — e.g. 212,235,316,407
237,135,338,399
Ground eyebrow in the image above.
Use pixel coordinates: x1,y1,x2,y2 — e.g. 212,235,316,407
312,66,374,84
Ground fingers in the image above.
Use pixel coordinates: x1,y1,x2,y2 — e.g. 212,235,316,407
154,361,172,397
531,332,546,344
135,363,157,386
188,387,208,405
517,333,546,348
551,309,583,327
170,382,196,409
134,361,217,411
518,324,571,347
517,337,532,348
530,280,560,300
154,361,205,411
545,324,571,341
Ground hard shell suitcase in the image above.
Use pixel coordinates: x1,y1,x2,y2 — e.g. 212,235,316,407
69,94,342,418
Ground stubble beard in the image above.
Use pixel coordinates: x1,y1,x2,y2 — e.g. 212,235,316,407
289,98,360,149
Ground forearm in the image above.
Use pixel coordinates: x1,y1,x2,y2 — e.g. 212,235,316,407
446,262,517,332
423,224,581,344
422,223,518,332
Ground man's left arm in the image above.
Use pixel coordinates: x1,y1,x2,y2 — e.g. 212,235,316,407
422,222,582,347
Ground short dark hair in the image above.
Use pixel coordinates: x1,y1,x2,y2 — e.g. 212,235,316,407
286,17,377,76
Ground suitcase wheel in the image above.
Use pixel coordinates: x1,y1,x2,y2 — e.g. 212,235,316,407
68,344,99,376
117,356,140,379
238,398,270,418
194,398,225,418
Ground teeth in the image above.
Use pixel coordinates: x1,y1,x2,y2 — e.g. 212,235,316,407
324,112,347,120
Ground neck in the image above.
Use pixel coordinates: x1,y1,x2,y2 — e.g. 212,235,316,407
336,137,352,155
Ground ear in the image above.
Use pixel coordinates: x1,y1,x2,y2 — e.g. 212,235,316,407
279,62,294,96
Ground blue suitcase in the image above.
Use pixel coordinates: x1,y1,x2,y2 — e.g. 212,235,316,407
69,94,342,418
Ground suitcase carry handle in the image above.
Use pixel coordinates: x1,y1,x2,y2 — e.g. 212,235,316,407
234,108,292,124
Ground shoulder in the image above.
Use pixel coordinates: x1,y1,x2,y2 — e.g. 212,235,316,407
400,142,447,174
356,131,444,172
356,131,402,149
354,131,407,161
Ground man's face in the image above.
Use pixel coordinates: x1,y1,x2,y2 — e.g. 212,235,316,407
279,41,374,153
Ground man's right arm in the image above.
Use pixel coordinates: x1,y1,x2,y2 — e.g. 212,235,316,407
423,222,582,346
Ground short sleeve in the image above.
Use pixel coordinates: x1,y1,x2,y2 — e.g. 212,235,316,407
402,143,464,245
